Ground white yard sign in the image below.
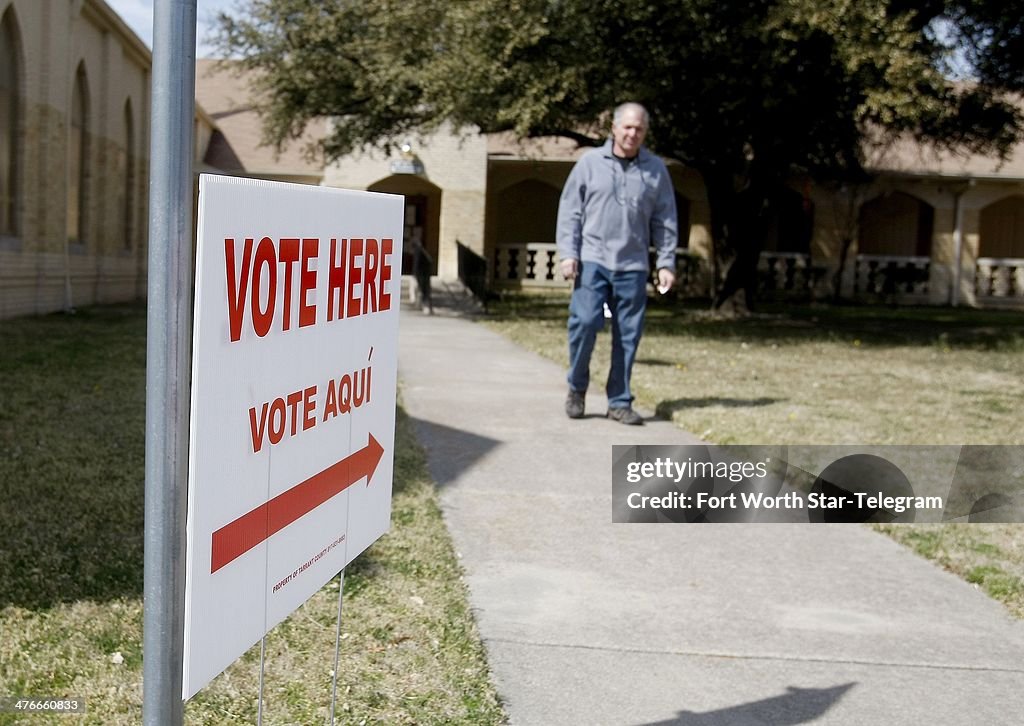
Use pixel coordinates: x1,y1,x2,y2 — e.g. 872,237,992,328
183,175,403,699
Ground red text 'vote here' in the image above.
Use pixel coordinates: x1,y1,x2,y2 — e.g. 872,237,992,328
224,237,394,342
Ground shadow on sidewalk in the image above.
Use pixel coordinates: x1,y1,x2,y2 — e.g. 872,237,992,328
635,682,857,726
409,416,501,488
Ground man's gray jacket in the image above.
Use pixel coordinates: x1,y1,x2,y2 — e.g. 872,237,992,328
556,139,679,273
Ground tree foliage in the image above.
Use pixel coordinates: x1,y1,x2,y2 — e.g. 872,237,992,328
940,0,1024,92
216,0,1023,308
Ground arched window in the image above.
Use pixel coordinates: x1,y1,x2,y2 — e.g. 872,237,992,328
1,8,21,237
67,64,89,245
122,100,135,250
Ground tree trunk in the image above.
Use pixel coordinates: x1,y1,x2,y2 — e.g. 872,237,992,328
832,234,855,302
702,168,774,313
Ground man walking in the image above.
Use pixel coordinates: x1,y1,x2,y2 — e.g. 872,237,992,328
557,102,678,425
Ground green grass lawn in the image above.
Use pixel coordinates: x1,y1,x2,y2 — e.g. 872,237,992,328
0,304,503,725
483,293,1024,617
2,295,1022,723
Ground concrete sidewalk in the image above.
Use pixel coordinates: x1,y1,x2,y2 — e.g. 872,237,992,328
397,309,1024,726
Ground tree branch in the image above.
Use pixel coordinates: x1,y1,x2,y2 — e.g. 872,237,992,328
532,128,604,148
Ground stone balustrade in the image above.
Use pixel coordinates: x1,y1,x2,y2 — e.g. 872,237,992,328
975,257,1024,300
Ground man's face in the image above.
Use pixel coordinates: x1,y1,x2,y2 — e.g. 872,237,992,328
612,109,647,158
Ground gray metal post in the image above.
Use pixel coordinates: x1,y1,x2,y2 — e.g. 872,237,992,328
329,571,346,724
143,1,197,724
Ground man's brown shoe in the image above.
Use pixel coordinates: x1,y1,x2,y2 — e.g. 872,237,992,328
607,406,643,425
565,390,585,419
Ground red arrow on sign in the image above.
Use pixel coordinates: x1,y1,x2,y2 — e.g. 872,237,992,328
210,433,385,573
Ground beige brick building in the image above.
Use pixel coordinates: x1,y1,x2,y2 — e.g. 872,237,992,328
783,138,1024,307
4,2,1024,319
1,0,151,318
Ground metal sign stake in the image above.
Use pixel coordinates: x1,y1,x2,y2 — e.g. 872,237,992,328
329,570,347,725
257,635,268,726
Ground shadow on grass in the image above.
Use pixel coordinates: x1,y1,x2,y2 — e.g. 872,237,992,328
647,304,1024,351
488,293,1024,351
343,404,428,599
342,405,501,621
0,305,148,609
656,397,783,417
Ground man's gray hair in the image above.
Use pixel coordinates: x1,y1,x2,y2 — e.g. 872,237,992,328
613,102,650,129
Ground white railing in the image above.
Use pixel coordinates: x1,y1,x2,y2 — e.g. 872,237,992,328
759,252,815,293
975,258,1024,299
489,246,1024,305
494,245,818,295
493,243,562,287
854,254,930,296
493,243,699,290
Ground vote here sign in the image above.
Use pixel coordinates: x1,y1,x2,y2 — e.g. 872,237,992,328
182,175,403,699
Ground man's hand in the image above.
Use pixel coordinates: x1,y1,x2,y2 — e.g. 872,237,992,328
656,268,675,294
560,258,579,280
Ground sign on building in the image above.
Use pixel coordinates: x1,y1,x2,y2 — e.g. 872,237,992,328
182,175,403,699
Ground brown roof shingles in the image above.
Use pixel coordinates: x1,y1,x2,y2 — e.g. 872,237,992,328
194,59,326,180
870,134,1024,181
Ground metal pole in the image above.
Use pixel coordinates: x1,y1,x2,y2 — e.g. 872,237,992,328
329,570,346,725
257,636,267,726
143,1,197,724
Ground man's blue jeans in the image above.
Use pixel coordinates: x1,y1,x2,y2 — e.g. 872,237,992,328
567,263,648,408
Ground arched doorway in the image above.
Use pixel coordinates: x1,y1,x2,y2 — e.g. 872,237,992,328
979,195,1024,259
368,175,442,276
491,179,561,247
858,191,934,257
855,191,934,296
764,186,812,254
